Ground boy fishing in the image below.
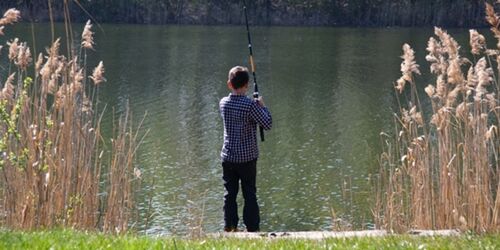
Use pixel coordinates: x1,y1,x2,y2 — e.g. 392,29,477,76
219,66,272,232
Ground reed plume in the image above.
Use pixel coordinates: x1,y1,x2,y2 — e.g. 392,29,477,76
89,61,106,85
34,53,43,74
14,42,32,71
81,20,94,50
486,2,500,49
396,44,420,94
0,73,15,102
0,8,20,26
470,29,486,55
7,38,18,62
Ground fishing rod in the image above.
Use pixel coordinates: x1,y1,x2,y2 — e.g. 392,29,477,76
243,3,265,142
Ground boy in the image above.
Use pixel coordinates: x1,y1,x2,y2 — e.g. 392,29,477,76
219,66,272,232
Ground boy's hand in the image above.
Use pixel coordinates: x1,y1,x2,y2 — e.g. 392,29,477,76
256,97,265,107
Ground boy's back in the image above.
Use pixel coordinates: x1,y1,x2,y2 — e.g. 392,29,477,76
220,94,271,163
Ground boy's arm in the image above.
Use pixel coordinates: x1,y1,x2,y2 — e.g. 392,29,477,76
250,99,272,130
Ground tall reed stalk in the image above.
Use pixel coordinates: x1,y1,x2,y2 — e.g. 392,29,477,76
0,7,142,232
375,3,500,233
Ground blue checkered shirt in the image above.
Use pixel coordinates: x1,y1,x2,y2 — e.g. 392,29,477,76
220,93,272,163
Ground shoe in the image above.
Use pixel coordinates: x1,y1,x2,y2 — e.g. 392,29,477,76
224,227,239,232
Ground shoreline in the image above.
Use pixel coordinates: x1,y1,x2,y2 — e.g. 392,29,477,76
209,229,461,240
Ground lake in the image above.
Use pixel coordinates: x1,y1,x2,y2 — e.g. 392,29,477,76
7,23,472,234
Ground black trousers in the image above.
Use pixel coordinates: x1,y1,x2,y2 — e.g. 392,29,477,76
222,159,260,232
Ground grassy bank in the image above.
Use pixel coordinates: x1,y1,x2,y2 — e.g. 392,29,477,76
0,230,499,250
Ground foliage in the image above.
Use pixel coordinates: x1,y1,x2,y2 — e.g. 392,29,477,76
376,2,500,233
0,0,491,27
0,7,142,232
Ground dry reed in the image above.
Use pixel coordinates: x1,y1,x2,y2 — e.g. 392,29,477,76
0,8,142,233
375,3,500,233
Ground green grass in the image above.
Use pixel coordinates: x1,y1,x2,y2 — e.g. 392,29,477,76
0,230,500,250
1,230,500,250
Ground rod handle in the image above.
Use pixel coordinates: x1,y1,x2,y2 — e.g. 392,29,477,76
259,126,265,142
254,93,264,142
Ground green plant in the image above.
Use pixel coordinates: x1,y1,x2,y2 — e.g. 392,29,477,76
376,2,500,233
0,7,143,233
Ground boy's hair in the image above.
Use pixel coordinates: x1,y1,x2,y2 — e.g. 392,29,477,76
228,66,249,89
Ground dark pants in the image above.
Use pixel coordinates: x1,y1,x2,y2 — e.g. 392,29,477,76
222,159,260,232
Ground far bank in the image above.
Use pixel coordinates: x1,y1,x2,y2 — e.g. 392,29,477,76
0,0,489,28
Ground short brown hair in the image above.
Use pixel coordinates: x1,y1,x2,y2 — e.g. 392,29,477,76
228,66,249,89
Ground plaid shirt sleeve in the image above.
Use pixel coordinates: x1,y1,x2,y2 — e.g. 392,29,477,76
249,102,272,130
